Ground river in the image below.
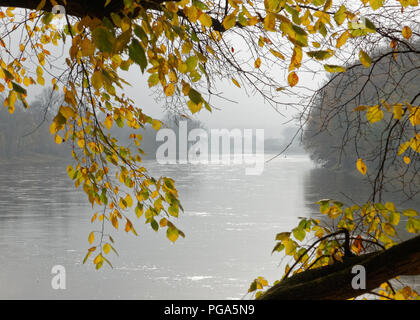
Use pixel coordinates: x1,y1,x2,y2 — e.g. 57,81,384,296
0,155,418,299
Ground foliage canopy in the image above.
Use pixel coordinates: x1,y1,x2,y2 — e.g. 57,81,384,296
0,0,419,299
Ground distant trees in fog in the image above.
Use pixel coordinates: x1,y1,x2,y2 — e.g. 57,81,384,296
0,88,70,160
303,43,420,174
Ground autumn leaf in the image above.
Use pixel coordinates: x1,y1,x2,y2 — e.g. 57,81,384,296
402,26,412,39
88,232,95,244
359,50,372,68
232,78,241,88
287,72,298,87
254,57,261,69
356,158,367,175
222,13,236,30
366,105,384,123
199,13,212,27
104,115,113,130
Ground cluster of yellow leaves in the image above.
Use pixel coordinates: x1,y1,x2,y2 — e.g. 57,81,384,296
353,101,420,171
253,199,419,299
378,282,420,300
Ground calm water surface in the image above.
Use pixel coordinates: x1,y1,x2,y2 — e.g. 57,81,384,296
0,155,417,299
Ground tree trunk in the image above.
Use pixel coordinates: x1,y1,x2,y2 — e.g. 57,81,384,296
259,234,420,300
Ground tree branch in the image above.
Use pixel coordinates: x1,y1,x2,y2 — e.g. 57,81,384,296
259,234,420,300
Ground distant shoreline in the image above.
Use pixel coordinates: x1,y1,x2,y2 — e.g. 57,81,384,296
0,153,70,165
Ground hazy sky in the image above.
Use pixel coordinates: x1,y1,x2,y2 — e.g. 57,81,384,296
15,10,329,140
120,60,327,139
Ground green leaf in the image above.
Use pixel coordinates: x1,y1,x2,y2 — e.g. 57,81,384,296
92,26,115,53
42,12,53,25
334,5,346,26
134,24,148,44
324,64,346,73
148,73,159,87
307,50,334,60
2,68,14,80
129,39,147,73
293,227,306,241
185,56,198,72
167,227,179,243
188,88,202,104
12,82,27,95
275,232,291,241
192,0,209,10
151,219,159,231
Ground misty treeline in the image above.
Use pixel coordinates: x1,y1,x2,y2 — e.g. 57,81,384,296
0,89,69,159
0,89,213,161
302,41,420,191
0,87,304,161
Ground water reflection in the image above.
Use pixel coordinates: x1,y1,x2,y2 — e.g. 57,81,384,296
0,156,417,299
303,167,420,213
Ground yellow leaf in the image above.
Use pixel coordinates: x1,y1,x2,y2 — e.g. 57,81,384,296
222,13,236,30
54,134,62,144
23,77,31,86
168,71,177,83
36,65,43,77
104,115,113,130
369,0,383,10
402,26,412,39
91,71,103,91
91,212,98,223
37,76,45,85
93,253,103,265
88,232,95,244
353,105,368,111
356,158,367,175
103,243,111,254
77,138,85,149
264,13,276,31
6,7,14,17
398,141,410,155
125,220,132,232
393,104,404,120
408,107,420,126
59,106,75,119
287,72,298,87
359,50,372,68
410,137,420,152
232,78,241,88
403,156,410,164
187,100,202,114
125,194,133,207
199,13,212,28
254,57,261,69
336,31,349,49
167,227,179,243
164,83,175,96
382,223,396,237
36,0,47,10
366,105,383,123
269,49,285,60
81,38,95,56
152,119,161,130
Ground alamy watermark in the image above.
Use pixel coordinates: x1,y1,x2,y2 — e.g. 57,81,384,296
351,264,366,290
156,121,265,175
51,5,67,30
51,265,66,290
